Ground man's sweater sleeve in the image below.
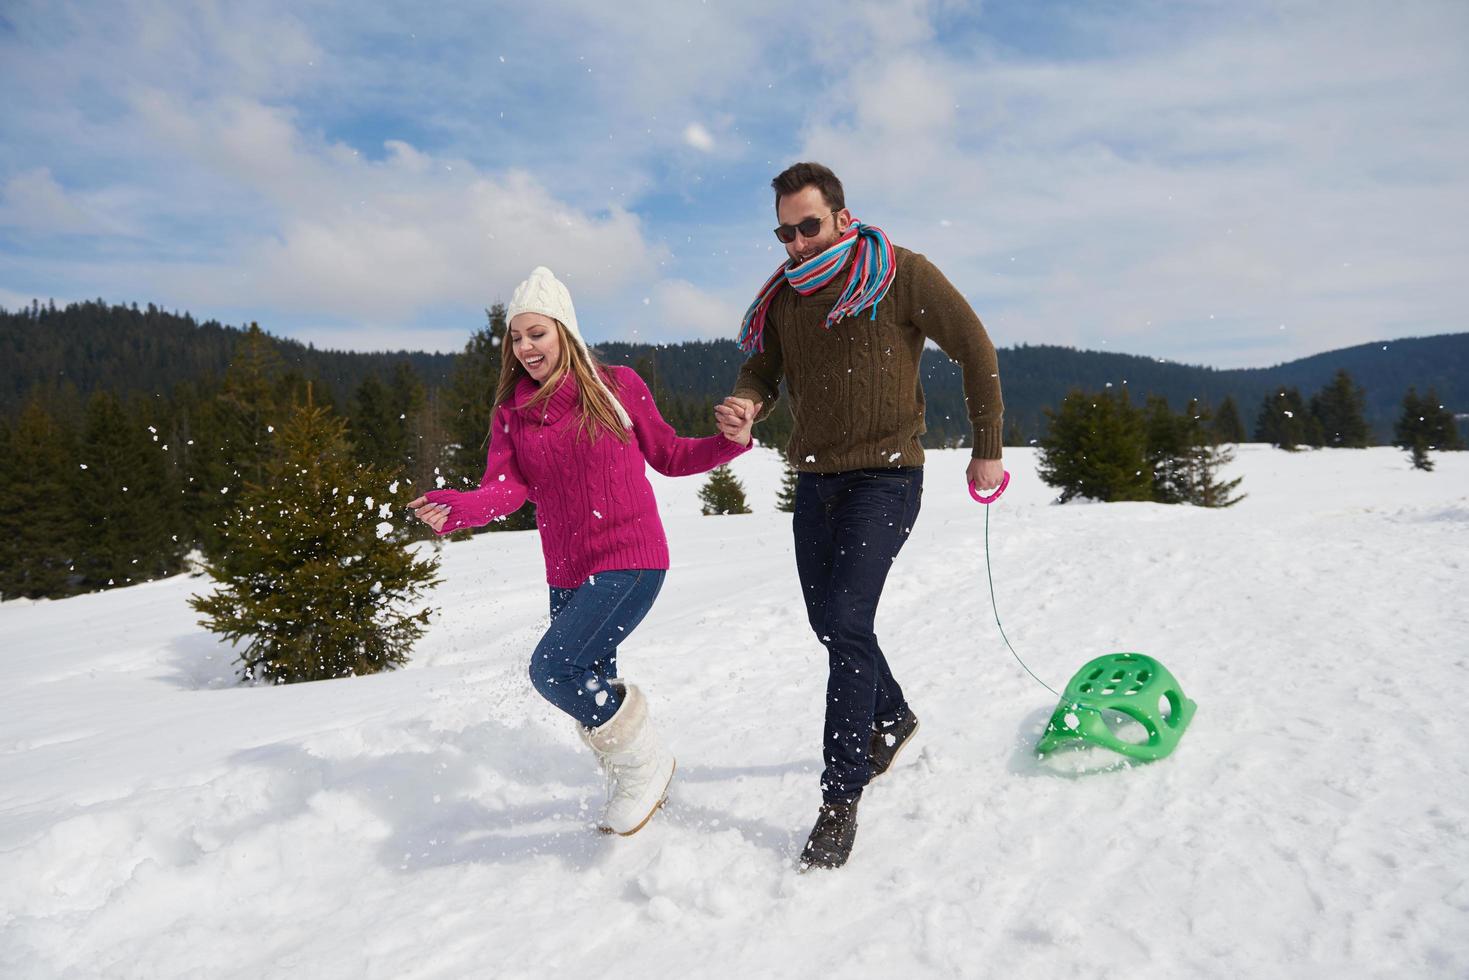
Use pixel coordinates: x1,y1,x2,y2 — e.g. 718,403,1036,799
907,254,1005,460
731,319,784,423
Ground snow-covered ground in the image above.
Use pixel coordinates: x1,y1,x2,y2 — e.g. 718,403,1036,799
3,446,1467,979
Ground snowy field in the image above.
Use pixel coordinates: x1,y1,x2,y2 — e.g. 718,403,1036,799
3,445,1467,979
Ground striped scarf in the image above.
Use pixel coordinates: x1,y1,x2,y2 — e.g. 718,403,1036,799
736,221,897,353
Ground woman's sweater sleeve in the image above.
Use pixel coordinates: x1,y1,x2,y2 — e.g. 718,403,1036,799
420,405,529,534
615,367,751,477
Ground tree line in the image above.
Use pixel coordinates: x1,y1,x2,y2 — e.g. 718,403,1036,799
1,311,490,602
2,310,1461,607
0,307,770,604
1033,368,1462,504
1253,369,1461,467
9,299,1466,447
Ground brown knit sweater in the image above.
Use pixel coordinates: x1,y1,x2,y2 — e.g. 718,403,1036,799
732,245,1004,472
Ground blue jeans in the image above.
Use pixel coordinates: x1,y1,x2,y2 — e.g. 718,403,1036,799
529,569,666,729
793,467,923,804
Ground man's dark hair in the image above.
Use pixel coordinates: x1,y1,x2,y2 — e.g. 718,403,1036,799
772,162,845,211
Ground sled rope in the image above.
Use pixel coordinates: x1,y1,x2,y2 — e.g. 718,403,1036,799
975,476,1062,699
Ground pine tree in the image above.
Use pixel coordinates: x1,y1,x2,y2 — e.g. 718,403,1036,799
1394,386,1462,471
72,392,186,590
1181,401,1245,507
407,385,448,495
1212,396,1245,444
388,361,427,477
699,465,752,515
1144,395,1193,505
350,362,425,473
1254,387,1315,450
441,306,504,488
1310,369,1370,447
1037,389,1151,504
190,393,439,684
350,373,397,470
217,324,285,489
169,376,228,555
0,398,80,599
191,324,286,559
775,458,799,513
439,305,535,532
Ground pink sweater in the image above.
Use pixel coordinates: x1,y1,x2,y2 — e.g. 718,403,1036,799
422,366,751,587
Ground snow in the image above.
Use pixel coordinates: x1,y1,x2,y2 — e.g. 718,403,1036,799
2,446,1467,979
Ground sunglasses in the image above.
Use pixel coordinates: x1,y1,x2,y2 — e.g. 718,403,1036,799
773,210,836,244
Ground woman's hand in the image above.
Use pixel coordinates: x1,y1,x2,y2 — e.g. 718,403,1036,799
715,397,758,446
407,494,453,533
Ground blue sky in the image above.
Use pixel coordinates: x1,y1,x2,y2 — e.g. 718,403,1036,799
2,0,1466,368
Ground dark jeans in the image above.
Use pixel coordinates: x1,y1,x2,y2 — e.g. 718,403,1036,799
529,569,666,729
793,467,923,803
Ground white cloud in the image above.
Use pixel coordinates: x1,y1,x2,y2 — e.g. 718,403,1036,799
683,124,715,153
3,0,1466,367
70,88,667,322
644,279,743,341
796,0,1469,366
0,169,128,235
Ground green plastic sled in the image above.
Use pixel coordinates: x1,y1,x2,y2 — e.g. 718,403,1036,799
1036,653,1196,762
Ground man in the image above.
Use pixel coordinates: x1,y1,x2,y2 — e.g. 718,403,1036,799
715,162,1005,870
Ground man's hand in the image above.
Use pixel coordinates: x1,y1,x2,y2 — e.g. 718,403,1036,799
967,458,1004,493
714,397,761,442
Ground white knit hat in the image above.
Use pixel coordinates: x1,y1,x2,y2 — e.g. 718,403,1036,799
505,266,631,429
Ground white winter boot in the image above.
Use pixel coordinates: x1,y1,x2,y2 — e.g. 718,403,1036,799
579,683,675,836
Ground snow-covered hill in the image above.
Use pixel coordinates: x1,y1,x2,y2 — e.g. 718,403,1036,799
3,447,1466,979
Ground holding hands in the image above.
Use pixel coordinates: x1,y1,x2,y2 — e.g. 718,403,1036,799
715,397,760,446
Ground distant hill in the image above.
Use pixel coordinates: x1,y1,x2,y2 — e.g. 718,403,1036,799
0,300,459,413
3,298,1464,443
966,335,1469,443
591,335,1469,444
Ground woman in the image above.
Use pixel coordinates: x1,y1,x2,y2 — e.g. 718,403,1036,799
410,266,753,836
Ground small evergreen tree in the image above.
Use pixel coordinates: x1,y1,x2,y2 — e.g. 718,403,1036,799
1144,395,1193,505
699,465,752,515
1394,386,1462,471
1310,369,1370,447
1254,387,1317,450
1037,389,1151,504
775,458,799,513
190,393,439,684
1181,401,1245,508
1212,396,1245,444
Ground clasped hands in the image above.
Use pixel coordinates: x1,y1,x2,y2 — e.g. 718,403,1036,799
714,397,760,446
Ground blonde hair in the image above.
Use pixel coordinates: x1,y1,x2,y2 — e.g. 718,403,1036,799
492,318,631,444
